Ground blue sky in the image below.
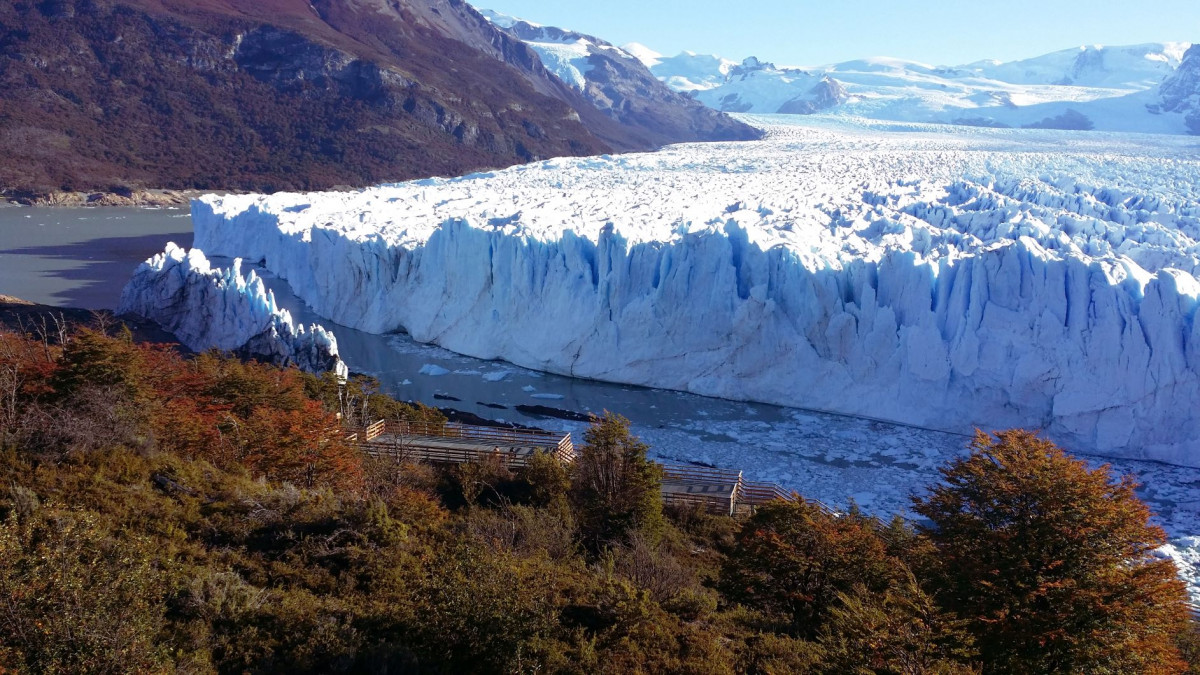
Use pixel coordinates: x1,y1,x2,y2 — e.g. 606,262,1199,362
479,1,1198,66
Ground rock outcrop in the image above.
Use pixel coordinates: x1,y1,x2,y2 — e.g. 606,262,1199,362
1157,45,1200,134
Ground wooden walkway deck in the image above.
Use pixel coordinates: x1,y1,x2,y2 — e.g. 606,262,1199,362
350,419,799,515
350,420,575,468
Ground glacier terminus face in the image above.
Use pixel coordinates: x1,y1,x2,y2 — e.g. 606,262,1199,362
192,116,1200,466
119,243,349,379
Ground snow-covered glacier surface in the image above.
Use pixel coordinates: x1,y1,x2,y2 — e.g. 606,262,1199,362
118,243,348,378
194,117,1200,465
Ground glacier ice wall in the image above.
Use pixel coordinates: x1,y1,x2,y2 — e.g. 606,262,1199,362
118,243,348,379
192,119,1200,466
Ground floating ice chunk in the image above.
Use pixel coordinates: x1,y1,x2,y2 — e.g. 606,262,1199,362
419,364,451,376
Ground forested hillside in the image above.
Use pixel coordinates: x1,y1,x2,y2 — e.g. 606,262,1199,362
0,322,1194,673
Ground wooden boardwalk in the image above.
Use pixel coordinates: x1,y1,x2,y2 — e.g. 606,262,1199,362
350,420,575,468
350,419,799,515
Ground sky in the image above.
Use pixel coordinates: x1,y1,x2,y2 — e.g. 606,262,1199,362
479,1,1199,66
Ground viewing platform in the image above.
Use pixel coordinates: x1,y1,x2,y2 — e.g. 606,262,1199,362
348,420,576,467
349,419,799,516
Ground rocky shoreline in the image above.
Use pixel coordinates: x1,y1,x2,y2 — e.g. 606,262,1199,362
1,188,202,207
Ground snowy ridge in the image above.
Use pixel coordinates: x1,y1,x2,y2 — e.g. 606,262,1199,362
480,9,623,92
193,118,1200,465
118,243,348,378
639,43,1195,133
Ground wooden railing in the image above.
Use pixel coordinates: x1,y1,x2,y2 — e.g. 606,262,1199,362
738,480,793,506
350,419,575,464
364,419,386,442
392,420,575,462
661,490,740,515
660,463,742,485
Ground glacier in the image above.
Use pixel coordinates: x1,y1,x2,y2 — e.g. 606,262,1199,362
118,243,348,379
192,117,1200,466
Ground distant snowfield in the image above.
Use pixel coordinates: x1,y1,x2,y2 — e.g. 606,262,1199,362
634,43,1194,134
194,116,1200,468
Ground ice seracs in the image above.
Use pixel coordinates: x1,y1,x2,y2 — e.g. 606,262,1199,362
192,117,1200,466
118,243,348,379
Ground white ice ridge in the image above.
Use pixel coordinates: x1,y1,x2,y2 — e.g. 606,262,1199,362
193,117,1200,466
118,243,348,379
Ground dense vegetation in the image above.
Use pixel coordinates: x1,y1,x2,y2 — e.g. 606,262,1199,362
0,322,1196,673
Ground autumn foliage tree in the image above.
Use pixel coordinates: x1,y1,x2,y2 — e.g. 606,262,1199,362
3,319,1197,674
914,429,1190,674
720,498,900,639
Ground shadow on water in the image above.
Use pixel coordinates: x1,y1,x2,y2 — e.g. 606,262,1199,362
0,231,193,309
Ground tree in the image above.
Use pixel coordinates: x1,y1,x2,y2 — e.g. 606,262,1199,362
520,449,572,512
720,499,899,639
49,328,142,400
914,430,1189,673
570,413,663,554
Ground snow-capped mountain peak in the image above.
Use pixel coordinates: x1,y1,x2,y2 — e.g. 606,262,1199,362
960,43,1189,88
477,8,540,30
621,42,663,68
1155,44,1200,133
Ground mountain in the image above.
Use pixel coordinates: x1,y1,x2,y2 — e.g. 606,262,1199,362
477,10,760,147
1154,44,1200,133
0,0,751,198
629,40,1197,134
960,43,1189,88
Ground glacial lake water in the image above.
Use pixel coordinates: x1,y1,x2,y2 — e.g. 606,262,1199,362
4,203,1200,594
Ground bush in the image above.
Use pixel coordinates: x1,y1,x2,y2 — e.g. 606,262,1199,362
819,569,978,674
0,506,172,673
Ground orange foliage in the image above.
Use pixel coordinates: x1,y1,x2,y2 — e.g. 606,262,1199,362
915,429,1190,673
2,327,362,491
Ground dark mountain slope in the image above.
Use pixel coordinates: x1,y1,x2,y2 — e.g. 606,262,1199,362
0,0,749,196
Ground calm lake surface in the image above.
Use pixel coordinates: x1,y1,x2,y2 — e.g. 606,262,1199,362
0,204,194,309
